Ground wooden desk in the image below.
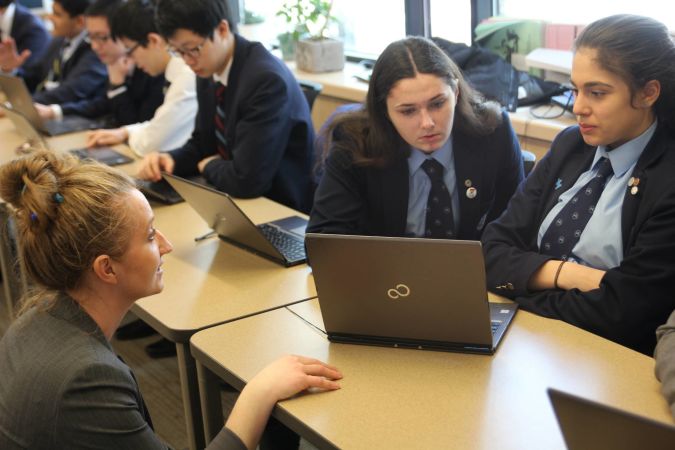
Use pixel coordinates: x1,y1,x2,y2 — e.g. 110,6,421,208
191,298,672,450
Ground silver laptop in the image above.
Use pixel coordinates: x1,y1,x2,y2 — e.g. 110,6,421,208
163,173,308,267
548,388,675,450
0,74,106,136
305,233,517,354
1,104,133,166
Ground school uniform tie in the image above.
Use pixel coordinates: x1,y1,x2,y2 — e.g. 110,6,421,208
422,159,455,239
214,81,230,160
540,157,614,260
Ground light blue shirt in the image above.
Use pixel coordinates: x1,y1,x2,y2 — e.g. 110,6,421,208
405,139,460,237
537,120,657,269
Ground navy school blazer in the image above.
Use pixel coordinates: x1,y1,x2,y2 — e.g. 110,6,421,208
482,124,675,355
23,36,107,106
307,110,524,241
169,34,315,213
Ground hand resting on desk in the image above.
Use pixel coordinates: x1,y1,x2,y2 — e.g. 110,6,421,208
226,355,342,449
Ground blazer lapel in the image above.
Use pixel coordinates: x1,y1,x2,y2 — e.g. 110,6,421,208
452,133,482,237
621,126,670,248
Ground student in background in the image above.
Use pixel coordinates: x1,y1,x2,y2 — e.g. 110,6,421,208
0,0,51,72
87,0,197,156
307,36,523,239
136,0,315,213
36,0,165,125
481,15,675,355
21,0,107,107
0,151,342,449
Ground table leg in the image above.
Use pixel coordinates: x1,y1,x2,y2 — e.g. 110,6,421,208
197,361,225,443
176,342,206,450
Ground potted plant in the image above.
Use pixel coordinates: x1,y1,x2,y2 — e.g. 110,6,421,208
276,0,311,61
276,0,344,72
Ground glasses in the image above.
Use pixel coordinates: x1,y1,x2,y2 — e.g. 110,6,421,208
87,34,111,44
125,42,141,57
167,38,207,60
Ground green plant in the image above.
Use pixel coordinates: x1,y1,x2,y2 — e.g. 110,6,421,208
276,0,337,41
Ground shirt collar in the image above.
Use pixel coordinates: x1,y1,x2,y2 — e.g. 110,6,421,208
0,3,15,39
212,55,234,86
593,120,658,177
408,137,454,176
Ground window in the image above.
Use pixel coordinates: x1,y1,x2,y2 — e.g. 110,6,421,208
430,0,472,45
243,1,474,59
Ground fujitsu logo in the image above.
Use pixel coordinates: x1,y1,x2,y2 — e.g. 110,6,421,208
387,284,411,299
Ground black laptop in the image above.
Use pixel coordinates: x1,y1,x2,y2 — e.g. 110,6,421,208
163,173,308,266
548,388,675,450
305,233,517,354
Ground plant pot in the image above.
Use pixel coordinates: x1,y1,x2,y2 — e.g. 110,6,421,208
295,38,344,73
277,32,297,61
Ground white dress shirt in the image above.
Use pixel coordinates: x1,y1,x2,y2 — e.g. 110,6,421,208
125,56,197,155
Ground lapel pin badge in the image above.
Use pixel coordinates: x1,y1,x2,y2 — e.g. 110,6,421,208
466,187,477,199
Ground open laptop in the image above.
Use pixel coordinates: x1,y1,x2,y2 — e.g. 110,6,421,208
2,104,133,166
163,173,308,266
0,74,106,136
305,233,517,354
548,388,675,450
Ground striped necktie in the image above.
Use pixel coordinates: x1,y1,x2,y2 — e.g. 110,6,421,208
214,81,229,160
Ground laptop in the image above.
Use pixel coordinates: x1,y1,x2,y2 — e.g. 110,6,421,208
0,74,106,136
548,388,675,450
304,233,517,354
2,104,133,167
163,173,308,266
137,178,186,204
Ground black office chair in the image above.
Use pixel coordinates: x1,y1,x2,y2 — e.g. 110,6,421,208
299,80,322,111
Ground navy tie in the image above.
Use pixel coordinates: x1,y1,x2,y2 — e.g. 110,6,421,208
214,82,229,160
540,157,614,260
421,159,455,239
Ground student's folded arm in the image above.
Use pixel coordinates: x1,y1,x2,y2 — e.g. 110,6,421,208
655,310,675,418
202,73,293,198
482,148,557,299
508,185,675,352
59,96,111,119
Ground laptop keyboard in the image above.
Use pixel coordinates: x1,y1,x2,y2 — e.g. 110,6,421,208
258,223,306,262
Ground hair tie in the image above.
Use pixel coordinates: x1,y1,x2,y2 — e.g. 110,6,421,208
53,192,64,204
29,212,38,222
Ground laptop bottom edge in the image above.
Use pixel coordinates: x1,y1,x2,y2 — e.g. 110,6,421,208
327,333,495,355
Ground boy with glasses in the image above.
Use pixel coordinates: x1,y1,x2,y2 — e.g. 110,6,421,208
85,0,197,156
136,0,315,213
37,0,166,125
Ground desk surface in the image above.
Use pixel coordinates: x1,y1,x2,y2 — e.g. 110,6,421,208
134,199,315,342
191,298,672,450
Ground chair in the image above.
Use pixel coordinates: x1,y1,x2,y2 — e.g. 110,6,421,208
299,80,323,111
0,203,29,320
522,150,536,176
